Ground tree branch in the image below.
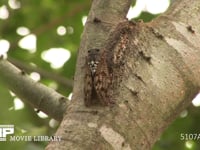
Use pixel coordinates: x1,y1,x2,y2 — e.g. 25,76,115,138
47,0,200,149
7,57,73,89
0,58,68,121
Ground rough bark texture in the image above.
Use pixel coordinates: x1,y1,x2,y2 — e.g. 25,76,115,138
46,0,200,149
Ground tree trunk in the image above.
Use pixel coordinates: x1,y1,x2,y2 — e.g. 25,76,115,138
46,0,200,149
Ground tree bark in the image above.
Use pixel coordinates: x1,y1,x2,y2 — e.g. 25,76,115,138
46,0,200,149
0,59,68,121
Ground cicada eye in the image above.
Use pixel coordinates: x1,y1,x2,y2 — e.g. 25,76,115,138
88,50,91,53
96,49,100,52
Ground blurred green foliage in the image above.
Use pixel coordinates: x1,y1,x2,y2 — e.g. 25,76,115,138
0,0,200,150
0,0,90,149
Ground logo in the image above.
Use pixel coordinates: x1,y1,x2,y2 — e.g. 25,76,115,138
0,125,14,141
0,124,61,142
